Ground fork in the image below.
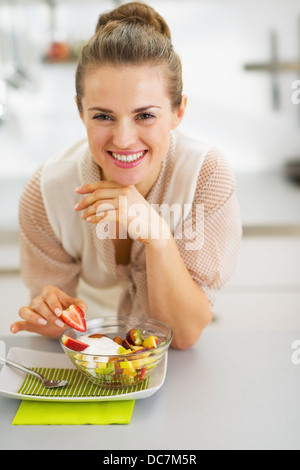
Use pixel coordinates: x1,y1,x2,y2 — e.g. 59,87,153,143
0,356,68,388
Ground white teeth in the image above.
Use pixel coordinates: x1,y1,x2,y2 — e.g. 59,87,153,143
111,151,145,162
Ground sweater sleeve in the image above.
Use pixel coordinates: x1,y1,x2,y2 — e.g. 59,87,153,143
19,167,81,299
175,148,242,307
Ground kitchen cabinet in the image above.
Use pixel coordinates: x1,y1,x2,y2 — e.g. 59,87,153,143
227,236,300,288
212,171,300,331
213,236,300,330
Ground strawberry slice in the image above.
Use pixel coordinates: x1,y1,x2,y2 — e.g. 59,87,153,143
61,334,89,351
61,304,86,332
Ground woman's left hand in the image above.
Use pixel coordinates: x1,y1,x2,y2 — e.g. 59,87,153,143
74,181,170,244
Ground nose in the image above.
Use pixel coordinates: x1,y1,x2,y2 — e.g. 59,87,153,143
111,119,137,149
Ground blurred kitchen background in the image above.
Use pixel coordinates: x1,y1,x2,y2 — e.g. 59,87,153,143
0,0,299,335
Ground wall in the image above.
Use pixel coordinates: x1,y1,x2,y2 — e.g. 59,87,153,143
156,0,300,172
1,0,300,179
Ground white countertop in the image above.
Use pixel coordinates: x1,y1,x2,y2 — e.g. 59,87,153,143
0,330,299,450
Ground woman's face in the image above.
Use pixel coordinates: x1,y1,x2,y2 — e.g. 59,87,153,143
78,64,186,192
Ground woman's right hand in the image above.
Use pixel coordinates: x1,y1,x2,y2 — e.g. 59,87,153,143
10,285,88,338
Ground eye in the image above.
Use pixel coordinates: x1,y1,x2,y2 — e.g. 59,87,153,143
92,114,113,121
136,113,155,121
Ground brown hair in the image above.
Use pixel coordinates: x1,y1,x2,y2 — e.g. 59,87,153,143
75,1,182,113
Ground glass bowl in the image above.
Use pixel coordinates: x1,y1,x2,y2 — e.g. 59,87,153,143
60,316,173,388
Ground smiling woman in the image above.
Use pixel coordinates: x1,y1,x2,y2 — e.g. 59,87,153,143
78,63,184,189
11,2,242,350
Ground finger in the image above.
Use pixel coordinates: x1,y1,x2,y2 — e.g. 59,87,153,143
81,200,117,220
18,305,48,327
11,320,45,334
40,287,66,318
30,296,58,322
10,320,67,338
85,210,118,224
74,189,121,212
20,304,65,329
75,181,121,194
39,286,88,319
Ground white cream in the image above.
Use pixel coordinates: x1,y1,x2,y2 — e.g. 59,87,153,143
79,335,120,357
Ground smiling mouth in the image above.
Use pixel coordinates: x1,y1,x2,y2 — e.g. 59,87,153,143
107,150,148,168
108,150,147,163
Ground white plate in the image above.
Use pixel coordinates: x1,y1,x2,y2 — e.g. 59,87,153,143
0,341,167,402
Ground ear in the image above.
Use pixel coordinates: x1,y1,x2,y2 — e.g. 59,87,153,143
171,95,187,130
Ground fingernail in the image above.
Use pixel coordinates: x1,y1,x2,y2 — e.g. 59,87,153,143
11,326,17,334
55,319,65,328
74,202,80,210
75,186,82,193
38,318,47,326
54,308,62,317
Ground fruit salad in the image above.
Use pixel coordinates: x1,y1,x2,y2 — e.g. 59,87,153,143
61,328,161,385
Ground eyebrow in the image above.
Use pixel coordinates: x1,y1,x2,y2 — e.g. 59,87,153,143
88,105,162,113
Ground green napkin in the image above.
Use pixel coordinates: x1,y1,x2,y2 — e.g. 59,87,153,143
12,400,135,425
12,367,149,425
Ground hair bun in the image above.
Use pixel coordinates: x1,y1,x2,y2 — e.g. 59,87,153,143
96,2,171,39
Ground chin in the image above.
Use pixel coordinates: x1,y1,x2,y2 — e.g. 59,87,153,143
104,161,149,187
113,172,144,187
